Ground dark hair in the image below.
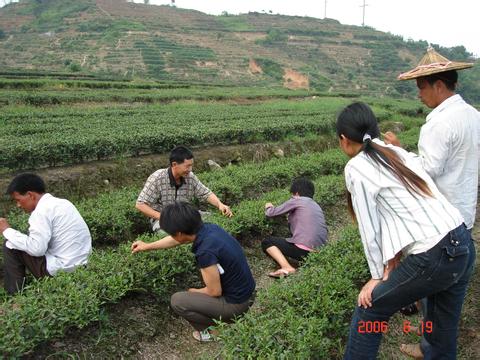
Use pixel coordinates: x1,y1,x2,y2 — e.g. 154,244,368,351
169,146,193,165
336,102,433,217
160,201,203,236
423,70,457,91
6,173,46,195
290,177,315,198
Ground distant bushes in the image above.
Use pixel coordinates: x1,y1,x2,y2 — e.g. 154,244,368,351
255,28,288,45
288,29,340,37
253,57,284,80
0,96,344,169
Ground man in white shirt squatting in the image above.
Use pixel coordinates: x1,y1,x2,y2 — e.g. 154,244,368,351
0,173,92,295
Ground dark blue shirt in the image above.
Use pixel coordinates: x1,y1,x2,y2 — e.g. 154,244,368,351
192,223,255,304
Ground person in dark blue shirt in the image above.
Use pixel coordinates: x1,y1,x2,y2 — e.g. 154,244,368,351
131,201,255,342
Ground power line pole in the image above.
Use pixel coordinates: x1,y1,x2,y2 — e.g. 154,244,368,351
360,0,368,26
324,0,327,19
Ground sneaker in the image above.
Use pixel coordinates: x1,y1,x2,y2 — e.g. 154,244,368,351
399,303,419,316
192,330,213,342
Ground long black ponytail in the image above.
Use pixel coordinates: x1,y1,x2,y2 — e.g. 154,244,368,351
336,102,433,218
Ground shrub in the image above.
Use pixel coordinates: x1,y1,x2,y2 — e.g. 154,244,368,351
219,226,369,359
0,239,195,357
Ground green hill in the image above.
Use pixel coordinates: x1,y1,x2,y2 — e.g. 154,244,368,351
0,0,479,102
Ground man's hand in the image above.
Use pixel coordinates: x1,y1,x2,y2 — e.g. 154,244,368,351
383,131,401,147
131,240,149,253
219,203,233,217
358,278,382,308
0,218,10,233
265,202,274,209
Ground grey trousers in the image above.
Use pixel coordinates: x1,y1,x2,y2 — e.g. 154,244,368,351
3,242,50,294
170,291,254,331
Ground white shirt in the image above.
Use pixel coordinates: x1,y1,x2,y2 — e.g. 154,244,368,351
418,94,479,229
345,139,463,279
3,193,92,275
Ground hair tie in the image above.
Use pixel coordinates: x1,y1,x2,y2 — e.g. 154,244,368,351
362,133,372,142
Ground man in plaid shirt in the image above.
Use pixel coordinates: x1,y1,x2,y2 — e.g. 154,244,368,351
136,146,233,233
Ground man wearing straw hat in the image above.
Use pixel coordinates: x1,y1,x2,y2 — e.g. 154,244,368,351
385,47,479,359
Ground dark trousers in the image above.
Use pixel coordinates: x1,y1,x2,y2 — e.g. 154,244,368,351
344,224,476,360
261,236,309,262
170,291,254,331
3,242,50,294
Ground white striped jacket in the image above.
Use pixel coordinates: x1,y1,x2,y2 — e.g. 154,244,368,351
345,139,463,279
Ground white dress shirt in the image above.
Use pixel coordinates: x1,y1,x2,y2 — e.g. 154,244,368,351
417,94,479,229
3,193,92,275
345,139,463,279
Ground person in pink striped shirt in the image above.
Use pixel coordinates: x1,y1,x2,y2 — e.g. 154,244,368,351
262,178,328,278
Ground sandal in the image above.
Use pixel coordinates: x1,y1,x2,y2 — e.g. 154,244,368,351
268,269,294,279
192,330,213,342
400,343,424,359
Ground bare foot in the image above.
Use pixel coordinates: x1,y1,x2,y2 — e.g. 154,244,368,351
400,343,423,359
268,268,295,278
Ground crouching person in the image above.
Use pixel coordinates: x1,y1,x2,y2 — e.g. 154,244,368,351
0,173,92,295
262,177,328,278
131,201,256,342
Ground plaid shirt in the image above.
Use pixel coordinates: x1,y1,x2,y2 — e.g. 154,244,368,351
137,167,212,212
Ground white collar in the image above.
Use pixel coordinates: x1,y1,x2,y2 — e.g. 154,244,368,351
426,94,462,123
35,193,52,209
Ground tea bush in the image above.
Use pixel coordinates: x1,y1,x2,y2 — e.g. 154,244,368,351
219,226,369,359
0,174,345,356
0,236,195,357
0,96,348,169
7,151,348,244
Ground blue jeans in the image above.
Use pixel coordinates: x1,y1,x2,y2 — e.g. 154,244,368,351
344,224,476,360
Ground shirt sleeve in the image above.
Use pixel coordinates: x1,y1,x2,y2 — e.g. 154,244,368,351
417,121,451,180
265,198,297,217
345,163,384,279
196,250,218,269
3,210,51,257
137,172,161,205
191,173,212,201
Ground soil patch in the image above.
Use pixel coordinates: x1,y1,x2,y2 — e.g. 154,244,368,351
283,68,309,90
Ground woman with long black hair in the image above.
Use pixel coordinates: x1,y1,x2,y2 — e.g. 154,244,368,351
337,102,475,359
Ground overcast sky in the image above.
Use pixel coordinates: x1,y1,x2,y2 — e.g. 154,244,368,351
134,0,480,58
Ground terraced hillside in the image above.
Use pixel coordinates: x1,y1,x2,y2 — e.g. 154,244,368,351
0,0,479,101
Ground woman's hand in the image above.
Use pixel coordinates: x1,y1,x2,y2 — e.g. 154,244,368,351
358,278,382,308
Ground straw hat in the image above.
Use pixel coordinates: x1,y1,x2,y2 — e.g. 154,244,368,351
398,46,474,81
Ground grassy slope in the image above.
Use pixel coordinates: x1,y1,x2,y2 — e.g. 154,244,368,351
0,0,478,100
